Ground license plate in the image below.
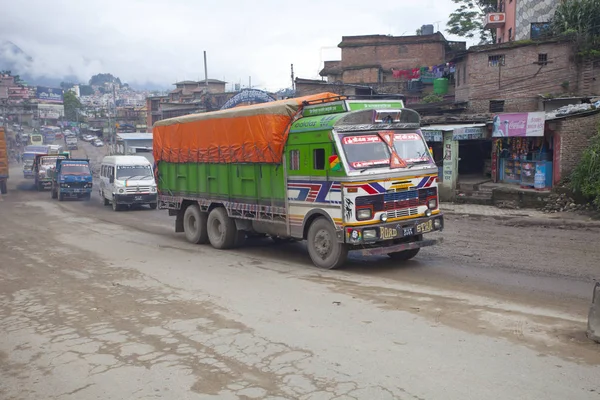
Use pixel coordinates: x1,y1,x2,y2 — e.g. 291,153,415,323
416,220,434,234
134,196,143,200
403,227,414,236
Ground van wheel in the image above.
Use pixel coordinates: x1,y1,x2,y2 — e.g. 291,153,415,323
183,204,208,244
307,217,348,269
112,199,120,211
207,207,237,249
102,191,109,206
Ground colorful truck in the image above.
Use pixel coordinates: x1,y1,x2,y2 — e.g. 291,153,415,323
0,127,8,194
50,158,93,201
33,153,68,191
154,93,444,269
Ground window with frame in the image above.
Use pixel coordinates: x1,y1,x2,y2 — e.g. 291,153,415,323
489,100,505,113
488,55,505,67
289,150,300,171
313,148,325,170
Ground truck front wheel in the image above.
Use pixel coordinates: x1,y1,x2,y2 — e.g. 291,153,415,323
388,248,420,261
307,217,348,269
183,204,208,244
207,207,236,249
0,180,6,195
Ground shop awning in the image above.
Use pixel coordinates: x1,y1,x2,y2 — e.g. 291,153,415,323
421,123,487,141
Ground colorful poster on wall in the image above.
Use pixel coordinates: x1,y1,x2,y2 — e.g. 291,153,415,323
492,112,545,137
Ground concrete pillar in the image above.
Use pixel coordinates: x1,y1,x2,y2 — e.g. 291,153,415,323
439,131,458,201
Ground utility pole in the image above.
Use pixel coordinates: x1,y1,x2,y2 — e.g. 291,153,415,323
291,64,295,91
203,51,208,88
112,83,117,152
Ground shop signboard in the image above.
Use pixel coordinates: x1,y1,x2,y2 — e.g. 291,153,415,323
453,126,486,140
421,129,443,142
492,112,545,137
38,104,65,120
441,131,458,193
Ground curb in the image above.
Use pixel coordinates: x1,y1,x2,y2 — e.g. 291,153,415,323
443,209,600,229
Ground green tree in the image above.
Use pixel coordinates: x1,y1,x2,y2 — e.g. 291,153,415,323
447,0,497,44
79,85,94,96
63,91,82,122
571,130,600,207
552,0,600,56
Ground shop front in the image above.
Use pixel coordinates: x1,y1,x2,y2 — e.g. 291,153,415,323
492,112,553,190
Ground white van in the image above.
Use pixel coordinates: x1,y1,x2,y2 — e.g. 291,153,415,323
99,155,158,211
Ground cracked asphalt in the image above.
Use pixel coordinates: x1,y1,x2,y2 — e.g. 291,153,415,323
1,143,600,399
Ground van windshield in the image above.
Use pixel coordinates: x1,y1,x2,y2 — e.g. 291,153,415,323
116,165,153,180
340,131,433,170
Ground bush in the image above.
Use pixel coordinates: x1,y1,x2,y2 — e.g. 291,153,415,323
571,131,600,207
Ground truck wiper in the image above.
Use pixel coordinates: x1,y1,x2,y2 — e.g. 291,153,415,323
407,160,431,169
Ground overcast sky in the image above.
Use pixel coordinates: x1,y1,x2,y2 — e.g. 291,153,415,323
0,0,467,92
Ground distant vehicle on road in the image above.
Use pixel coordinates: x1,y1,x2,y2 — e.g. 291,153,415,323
22,145,50,179
29,133,43,146
50,158,93,201
99,155,157,211
92,139,104,147
0,127,8,194
82,135,96,142
33,153,68,191
65,136,78,150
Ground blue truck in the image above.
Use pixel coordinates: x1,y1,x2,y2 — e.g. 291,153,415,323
50,158,93,201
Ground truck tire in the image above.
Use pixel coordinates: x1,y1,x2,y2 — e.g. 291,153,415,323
183,204,208,244
307,217,348,269
83,194,91,201
207,207,237,249
388,248,420,261
58,192,64,202
0,180,7,195
149,203,157,210
51,185,57,199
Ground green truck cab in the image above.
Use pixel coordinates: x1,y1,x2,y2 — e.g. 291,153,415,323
155,95,443,269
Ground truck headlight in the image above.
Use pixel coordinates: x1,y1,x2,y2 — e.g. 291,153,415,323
60,183,69,188
363,229,377,240
118,188,125,194
427,199,438,209
151,186,157,193
85,183,93,188
356,208,372,221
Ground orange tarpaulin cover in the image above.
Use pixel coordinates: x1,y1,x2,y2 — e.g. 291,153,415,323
153,92,341,164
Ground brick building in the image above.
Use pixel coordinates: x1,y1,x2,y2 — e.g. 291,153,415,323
294,78,375,98
454,39,600,114
548,110,600,181
319,32,465,100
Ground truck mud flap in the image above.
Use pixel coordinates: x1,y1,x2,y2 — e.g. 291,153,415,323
357,238,443,257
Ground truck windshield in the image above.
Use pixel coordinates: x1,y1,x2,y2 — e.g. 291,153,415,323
41,157,59,166
340,131,433,170
116,165,152,179
62,164,90,175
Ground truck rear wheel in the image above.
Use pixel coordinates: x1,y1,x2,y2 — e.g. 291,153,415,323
388,248,420,261
58,192,64,202
183,204,208,244
207,207,237,249
51,185,57,199
0,180,6,195
307,217,348,269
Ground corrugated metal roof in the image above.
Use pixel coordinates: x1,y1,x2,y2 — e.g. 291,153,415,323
117,132,153,141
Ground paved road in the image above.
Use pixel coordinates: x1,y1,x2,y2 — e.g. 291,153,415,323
1,143,600,399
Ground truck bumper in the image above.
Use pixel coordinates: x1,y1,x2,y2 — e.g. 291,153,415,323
114,193,157,205
358,237,443,256
60,188,92,197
